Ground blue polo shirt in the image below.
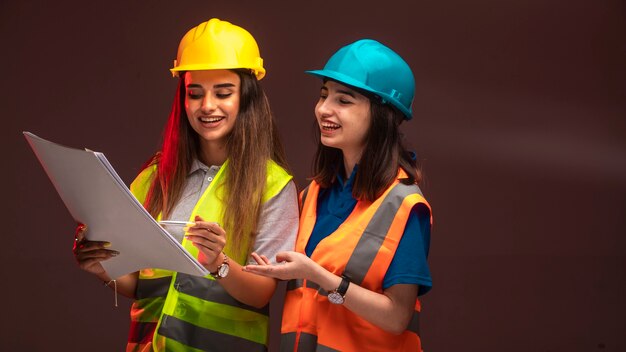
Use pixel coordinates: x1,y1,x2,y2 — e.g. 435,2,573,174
305,167,432,296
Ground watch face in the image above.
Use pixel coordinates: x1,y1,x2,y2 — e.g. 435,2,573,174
328,291,344,304
218,263,229,278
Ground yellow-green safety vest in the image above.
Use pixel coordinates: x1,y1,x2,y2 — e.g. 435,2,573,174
126,160,292,352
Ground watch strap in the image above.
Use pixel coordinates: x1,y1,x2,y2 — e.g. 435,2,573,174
336,275,350,296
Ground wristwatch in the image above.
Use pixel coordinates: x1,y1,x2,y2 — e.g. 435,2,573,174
327,275,350,304
210,252,230,279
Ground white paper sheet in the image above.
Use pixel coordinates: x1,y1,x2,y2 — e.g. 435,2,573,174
24,131,209,279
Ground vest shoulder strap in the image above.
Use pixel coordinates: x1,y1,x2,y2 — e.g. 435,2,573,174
262,160,293,203
130,164,157,204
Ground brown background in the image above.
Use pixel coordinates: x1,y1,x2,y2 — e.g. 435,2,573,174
2,0,625,351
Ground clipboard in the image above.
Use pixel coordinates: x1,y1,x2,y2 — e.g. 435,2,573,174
23,131,209,279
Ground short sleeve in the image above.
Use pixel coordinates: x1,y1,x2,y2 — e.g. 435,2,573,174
248,181,299,264
383,203,432,295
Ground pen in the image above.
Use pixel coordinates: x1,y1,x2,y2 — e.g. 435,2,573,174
158,220,196,226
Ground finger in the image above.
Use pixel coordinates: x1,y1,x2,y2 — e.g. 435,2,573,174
201,223,226,237
275,251,293,263
185,225,224,241
188,236,220,253
193,215,219,228
242,264,272,275
243,264,284,280
207,222,225,235
74,241,112,254
72,241,114,256
186,233,222,248
252,253,272,265
250,252,268,265
193,215,220,226
184,230,217,243
76,249,119,262
189,218,225,236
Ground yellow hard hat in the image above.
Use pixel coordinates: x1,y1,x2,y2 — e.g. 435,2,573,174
170,18,265,80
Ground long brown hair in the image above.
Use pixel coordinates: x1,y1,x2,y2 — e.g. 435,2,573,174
143,69,289,257
312,95,421,201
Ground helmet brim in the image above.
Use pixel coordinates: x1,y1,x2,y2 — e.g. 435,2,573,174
305,69,412,119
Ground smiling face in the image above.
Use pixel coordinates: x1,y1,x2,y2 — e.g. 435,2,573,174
184,70,240,155
315,80,372,164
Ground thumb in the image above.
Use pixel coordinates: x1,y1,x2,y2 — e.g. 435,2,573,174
275,251,294,263
75,223,87,241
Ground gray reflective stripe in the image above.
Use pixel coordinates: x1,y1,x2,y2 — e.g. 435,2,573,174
344,183,421,285
136,276,172,299
316,343,341,352
407,310,420,336
280,332,296,352
159,314,267,351
286,279,320,292
287,279,303,291
301,186,310,205
299,332,317,349
280,332,341,352
175,273,269,316
283,332,318,352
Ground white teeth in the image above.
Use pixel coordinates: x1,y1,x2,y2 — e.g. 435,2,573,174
321,122,340,130
200,116,224,123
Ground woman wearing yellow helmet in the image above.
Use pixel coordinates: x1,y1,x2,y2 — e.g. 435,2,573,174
73,18,298,351
244,39,433,351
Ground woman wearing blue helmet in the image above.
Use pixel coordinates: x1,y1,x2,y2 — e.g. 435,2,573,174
245,39,433,351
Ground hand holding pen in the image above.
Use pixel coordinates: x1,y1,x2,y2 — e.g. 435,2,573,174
181,215,226,270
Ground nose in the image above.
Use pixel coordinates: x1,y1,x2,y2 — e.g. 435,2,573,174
316,98,332,118
201,95,216,113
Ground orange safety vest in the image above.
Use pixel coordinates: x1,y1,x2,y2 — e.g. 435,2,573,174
281,171,432,352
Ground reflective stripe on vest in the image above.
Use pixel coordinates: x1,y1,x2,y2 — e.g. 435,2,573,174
174,273,269,316
157,315,267,351
128,160,292,351
279,332,341,352
299,185,309,211
282,173,431,352
344,182,424,286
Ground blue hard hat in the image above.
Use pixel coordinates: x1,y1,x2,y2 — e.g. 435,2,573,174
306,39,415,120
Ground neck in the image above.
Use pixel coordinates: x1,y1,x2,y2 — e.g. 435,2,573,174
199,140,228,166
342,149,361,179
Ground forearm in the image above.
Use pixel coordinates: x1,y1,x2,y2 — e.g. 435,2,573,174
208,253,277,308
309,266,415,334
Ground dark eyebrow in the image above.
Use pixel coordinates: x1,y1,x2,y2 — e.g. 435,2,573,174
186,83,237,89
214,83,236,88
336,89,356,98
